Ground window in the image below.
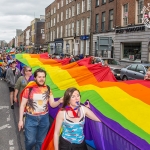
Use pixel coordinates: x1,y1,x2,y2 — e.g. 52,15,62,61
109,9,114,30
68,24,71,36
87,0,91,10
123,43,141,60
86,40,90,55
60,26,63,37
69,8,71,18
57,27,59,38
87,17,90,34
54,7,56,14
102,0,106,4
53,30,55,40
57,14,59,22
101,12,105,31
66,9,68,19
51,9,53,15
54,18,56,26
77,3,80,15
51,31,53,41
72,23,74,36
58,3,60,9
80,41,84,54
130,64,137,71
96,0,99,7
61,0,63,7
65,25,68,36
66,0,68,5
95,14,99,32
76,21,80,36
123,4,128,26
82,0,85,13
51,19,53,27
61,12,63,21
72,6,75,16
81,19,84,35
137,0,144,23
136,65,145,73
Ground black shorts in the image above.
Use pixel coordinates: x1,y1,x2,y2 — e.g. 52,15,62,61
9,87,15,92
59,136,88,150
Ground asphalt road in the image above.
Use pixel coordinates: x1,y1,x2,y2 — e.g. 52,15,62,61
0,79,25,150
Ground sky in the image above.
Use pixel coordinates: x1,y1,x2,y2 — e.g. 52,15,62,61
0,0,53,43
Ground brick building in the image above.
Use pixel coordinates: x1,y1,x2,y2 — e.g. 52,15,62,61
114,0,150,65
91,0,116,57
30,16,45,51
45,0,91,55
24,26,31,49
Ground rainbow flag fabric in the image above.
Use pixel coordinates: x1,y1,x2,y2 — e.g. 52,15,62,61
16,53,150,150
0,60,3,66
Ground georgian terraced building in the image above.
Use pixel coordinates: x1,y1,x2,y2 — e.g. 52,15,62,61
45,0,91,55
114,0,150,65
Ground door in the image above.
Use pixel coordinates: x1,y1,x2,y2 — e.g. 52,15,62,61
134,64,145,79
126,64,137,80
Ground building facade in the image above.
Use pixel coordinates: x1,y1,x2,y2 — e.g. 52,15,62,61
92,0,116,57
115,0,150,65
30,16,45,51
45,0,91,55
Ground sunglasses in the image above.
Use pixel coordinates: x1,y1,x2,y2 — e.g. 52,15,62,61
26,69,32,72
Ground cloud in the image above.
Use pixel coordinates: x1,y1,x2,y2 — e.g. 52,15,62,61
0,0,53,43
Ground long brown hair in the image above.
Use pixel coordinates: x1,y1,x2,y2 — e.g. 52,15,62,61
62,87,80,109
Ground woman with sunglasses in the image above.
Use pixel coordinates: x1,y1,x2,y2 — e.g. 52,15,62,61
14,66,33,105
54,87,101,150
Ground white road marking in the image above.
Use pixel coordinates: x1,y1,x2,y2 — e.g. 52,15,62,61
0,106,9,110
7,114,10,122
0,124,11,130
9,147,15,150
9,140,14,145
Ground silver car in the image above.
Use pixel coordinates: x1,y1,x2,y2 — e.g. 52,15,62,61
94,57,123,79
120,64,150,80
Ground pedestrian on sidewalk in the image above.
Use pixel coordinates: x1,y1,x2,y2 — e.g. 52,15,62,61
14,66,34,105
6,60,21,109
18,68,63,150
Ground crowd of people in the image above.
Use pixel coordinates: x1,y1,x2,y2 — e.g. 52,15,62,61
0,50,101,150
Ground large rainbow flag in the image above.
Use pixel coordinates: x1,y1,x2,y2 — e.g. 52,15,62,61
16,53,150,150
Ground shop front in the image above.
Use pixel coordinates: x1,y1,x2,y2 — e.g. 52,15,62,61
54,38,63,55
80,35,90,55
92,32,115,57
114,25,150,65
63,37,74,55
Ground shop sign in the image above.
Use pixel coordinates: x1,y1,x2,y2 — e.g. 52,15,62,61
80,35,90,40
116,26,145,34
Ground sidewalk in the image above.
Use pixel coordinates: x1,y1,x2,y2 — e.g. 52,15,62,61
0,80,23,150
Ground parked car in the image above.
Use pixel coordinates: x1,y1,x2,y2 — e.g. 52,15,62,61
94,57,123,79
120,64,150,80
